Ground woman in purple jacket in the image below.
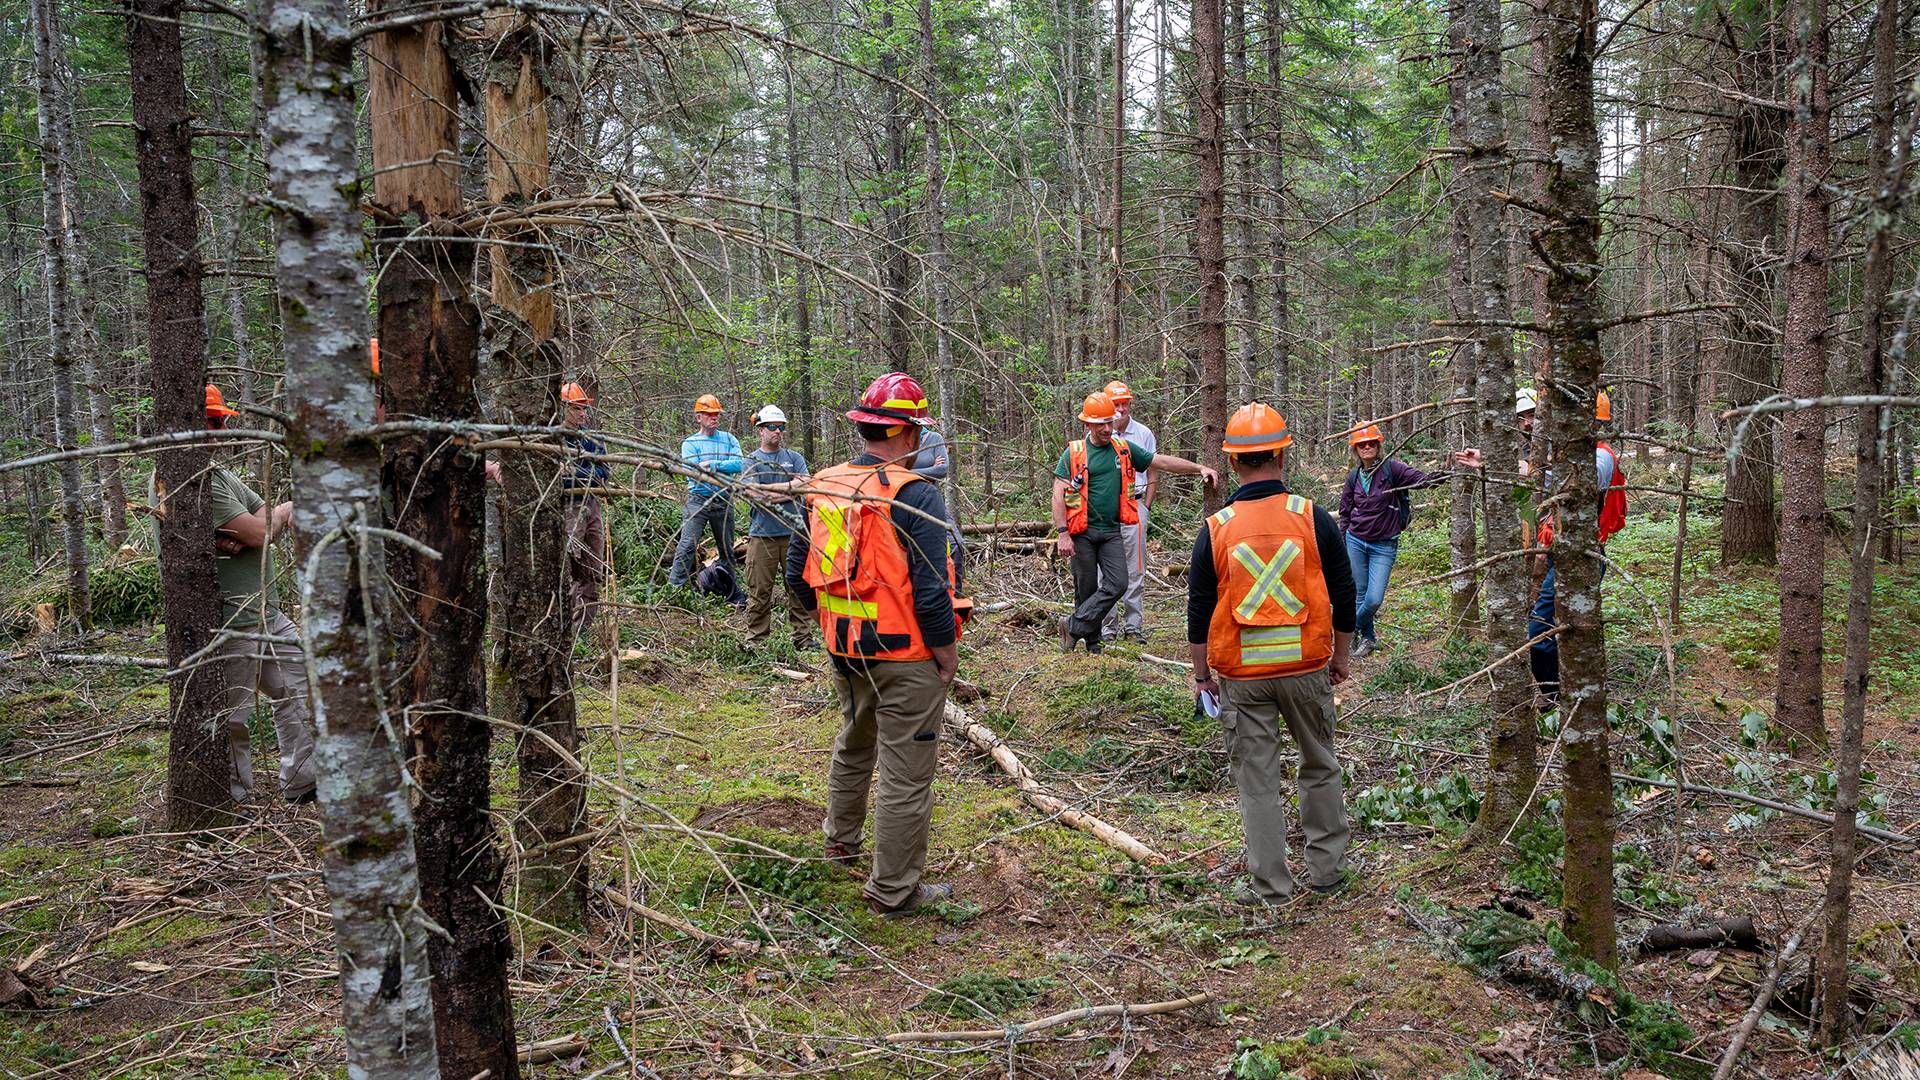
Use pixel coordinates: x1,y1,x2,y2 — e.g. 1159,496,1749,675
1338,425,1440,657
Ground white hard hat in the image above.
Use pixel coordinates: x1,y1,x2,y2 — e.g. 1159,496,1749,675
753,404,788,426
1514,387,1538,414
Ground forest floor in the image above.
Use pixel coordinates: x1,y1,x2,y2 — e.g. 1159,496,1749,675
3,473,1919,1079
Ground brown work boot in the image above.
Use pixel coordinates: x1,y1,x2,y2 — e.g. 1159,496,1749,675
824,841,861,874
869,882,954,920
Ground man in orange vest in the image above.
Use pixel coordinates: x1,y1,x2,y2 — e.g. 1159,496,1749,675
1188,403,1357,905
784,372,967,918
1053,390,1216,653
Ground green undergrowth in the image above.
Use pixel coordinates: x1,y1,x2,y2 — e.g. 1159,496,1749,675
915,970,1058,1020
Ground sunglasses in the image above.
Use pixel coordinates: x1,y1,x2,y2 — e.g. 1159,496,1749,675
762,423,786,431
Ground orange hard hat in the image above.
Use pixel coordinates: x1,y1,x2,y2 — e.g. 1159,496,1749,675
204,384,239,418
846,372,930,427
1594,390,1612,421
1223,402,1292,454
692,393,721,414
1078,391,1117,424
369,337,380,378
562,382,595,406
1348,424,1383,448
1103,380,1134,404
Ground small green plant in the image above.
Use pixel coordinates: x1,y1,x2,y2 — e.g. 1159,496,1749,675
915,971,1058,1019
724,836,835,909
1455,906,1539,969
1230,1039,1296,1080
1544,925,1706,1078
927,898,982,926
1211,942,1276,969
1351,765,1481,831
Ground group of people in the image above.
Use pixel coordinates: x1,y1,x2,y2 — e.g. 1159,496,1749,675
166,363,1621,917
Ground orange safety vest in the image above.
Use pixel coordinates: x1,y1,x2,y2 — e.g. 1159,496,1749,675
1538,441,1627,548
1062,437,1139,535
1205,493,1333,680
801,462,965,662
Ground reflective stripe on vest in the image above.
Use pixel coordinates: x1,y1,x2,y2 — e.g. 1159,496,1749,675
1240,625,1304,665
802,462,964,662
820,592,878,619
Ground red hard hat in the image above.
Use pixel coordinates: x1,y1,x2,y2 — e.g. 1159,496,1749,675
846,372,930,427
205,384,239,418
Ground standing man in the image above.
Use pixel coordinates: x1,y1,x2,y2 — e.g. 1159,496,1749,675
742,404,811,648
669,393,747,605
785,372,966,918
1054,390,1215,654
560,382,613,632
1455,390,1625,698
1189,403,1356,905
1101,381,1158,641
149,385,315,806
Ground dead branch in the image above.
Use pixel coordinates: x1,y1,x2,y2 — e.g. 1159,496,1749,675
599,886,787,958
1636,917,1760,955
1712,909,1818,1080
883,990,1215,1044
944,703,1167,865
1321,399,1473,443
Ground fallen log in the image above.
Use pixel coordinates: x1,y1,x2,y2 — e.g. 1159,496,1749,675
600,886,786,958
884,990,1215,1044
959,520,1049,536
1636,916,1760,955
520,1033,589,1065
943,702,1166,865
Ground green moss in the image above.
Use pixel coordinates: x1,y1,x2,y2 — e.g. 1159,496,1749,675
103,914,219,959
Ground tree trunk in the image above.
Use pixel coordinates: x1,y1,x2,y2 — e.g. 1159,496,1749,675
1108,0,1127,369
1720,28,1785,564
919,0,958,507
1264,0,1289,408
257,0,441,1066
1450,0,1531,841
1192,0,1229,508
1816,0,1897,1041
1228,0,1258,399
29,0,92,631
1773,0,1831,750
782,35,815,463
369,8,517,1074
880,6,913,369
488,15,589,936
129,0,232,830
1539,0,1616,969
1523,0,1552,472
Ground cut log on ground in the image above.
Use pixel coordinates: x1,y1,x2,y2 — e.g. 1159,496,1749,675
944,702,1167,865
519,1033,588,1064
1636,916,1760,955
885,990,1215,1044
959,520,1049,535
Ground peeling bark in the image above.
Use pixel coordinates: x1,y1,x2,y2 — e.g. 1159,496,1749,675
1192,0,1229,507
257,0,441,1067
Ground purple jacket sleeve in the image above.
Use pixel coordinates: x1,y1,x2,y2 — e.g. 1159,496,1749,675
1391,459,1442,491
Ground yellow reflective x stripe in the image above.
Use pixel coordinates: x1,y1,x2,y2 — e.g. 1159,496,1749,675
1210,507,1236,527
816,505,851,577
819,592,878,618
1240,625,1303,663
1230,540,1304,620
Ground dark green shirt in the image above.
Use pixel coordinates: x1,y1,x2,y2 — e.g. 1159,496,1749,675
1054,439,1154,531
149,465,280,629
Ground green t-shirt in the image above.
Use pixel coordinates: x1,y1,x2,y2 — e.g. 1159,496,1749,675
149,465,279,628
1054,438,1154,531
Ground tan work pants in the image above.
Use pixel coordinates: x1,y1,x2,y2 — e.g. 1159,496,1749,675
744,535,809,643
823,659,948,910
1220,667,1349,900
217,611,316,803
564,496,607,631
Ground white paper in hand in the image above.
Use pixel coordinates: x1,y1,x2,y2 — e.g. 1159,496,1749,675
1197,690,1221,719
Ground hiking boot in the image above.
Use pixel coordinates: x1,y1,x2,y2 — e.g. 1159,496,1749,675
1057,616,1076,653
1351,638,1376,659
1227,883,1291,909
824,841,861,872
870,882,954,920
1086,636,1104,655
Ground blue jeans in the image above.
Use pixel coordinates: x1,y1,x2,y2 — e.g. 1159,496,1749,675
1529,556,1605,694
1345,534,1399,643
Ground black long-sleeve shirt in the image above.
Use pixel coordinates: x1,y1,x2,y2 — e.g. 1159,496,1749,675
1187,479,1357,644
785,454,961,649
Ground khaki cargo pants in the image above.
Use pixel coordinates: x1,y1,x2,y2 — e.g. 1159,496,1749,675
1220,667,1350,900
217,611,316,803
744,535,809,643
823,658,948,910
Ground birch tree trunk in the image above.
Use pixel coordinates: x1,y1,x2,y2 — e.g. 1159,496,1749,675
1815,0,1898,1040
129,0,233,830
367,8,520,1072
1192,0,1230,507
1539,0,1616,968
256,0,441,1066
29,0,92,631
490,10,589,934
1773,0,1831,750
1450,0,1532,841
